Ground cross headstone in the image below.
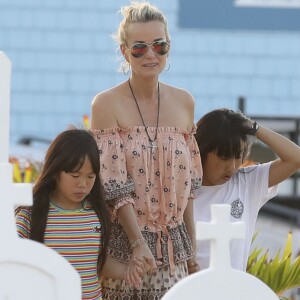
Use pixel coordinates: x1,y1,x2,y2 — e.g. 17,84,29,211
0,51,81,299
0,52,33,238
197,202,245,270
162,204,279,300
0,51,10,163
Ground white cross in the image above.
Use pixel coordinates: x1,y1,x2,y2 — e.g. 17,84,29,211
0,52,10,163
0,51,82,300
0,52,33,239
162,205,279,300
196,204,245,269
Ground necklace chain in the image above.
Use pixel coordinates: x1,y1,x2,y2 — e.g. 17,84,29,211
128,79,160,150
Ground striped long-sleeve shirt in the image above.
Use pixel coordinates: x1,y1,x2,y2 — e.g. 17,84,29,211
16,201,103,300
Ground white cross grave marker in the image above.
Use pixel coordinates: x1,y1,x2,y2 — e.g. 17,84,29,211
0,51,10,163
198,202,245,270
162,204,279,300
0,52,81,300
0,52,32,238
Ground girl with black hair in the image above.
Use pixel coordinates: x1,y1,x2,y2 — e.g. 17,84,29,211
15,129,143,300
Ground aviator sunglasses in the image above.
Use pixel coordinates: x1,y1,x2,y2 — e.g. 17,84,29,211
125,40,170,58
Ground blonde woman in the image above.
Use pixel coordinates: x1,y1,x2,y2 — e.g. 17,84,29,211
91,2,202,299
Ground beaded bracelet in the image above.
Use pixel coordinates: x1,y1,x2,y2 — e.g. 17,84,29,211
130,238,147,250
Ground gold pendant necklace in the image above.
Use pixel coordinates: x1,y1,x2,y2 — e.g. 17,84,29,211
128,79,160,152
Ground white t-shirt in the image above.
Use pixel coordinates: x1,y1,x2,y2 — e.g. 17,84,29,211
193,162,278,271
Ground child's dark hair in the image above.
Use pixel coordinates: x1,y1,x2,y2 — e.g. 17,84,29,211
195,108,255,165
29,129,109,272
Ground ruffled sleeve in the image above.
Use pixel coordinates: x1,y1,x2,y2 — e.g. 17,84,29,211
92,128,135,216
186,125,203,199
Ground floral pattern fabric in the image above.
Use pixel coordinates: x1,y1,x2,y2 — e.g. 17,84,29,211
92,126,202,271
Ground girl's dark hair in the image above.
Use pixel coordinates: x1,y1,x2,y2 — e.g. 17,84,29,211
195,108,254,165
29,129,110,273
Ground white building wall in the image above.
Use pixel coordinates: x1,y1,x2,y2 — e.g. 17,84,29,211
0,0,300,144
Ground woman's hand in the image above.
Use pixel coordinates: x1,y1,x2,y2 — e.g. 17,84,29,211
124,256,148,288
187,257,200,275
124,241,162,288
132,242,158,274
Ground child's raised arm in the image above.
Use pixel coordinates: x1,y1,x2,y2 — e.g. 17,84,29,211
250,123,300,187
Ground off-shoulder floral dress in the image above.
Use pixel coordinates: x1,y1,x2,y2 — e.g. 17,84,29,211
92,126,202,300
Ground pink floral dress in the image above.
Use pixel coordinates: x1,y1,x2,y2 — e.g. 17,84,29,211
92,126,202,299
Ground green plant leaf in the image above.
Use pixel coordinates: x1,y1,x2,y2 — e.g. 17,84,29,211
247,231,300,297
282,232,292,259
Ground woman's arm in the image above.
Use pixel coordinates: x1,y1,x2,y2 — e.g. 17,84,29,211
183,199,200,274
117,204,157,272
117,204,144,243
183,91,201,274
255,125,300,187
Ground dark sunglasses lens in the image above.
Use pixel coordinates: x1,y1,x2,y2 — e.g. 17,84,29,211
131,43,148,57
152,41,169,55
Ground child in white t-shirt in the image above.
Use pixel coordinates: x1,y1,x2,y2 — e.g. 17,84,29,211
194,108,300,271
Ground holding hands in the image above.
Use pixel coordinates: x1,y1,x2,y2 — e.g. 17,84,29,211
187,257,200,275
125,238,161,288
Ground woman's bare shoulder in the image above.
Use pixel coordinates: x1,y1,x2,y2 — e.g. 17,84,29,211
162,82,195,103
160,82,196,131
161,82,195,111
92,84,123,108
91,83,126,129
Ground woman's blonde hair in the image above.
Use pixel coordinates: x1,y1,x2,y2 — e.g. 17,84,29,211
113,1,170,73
